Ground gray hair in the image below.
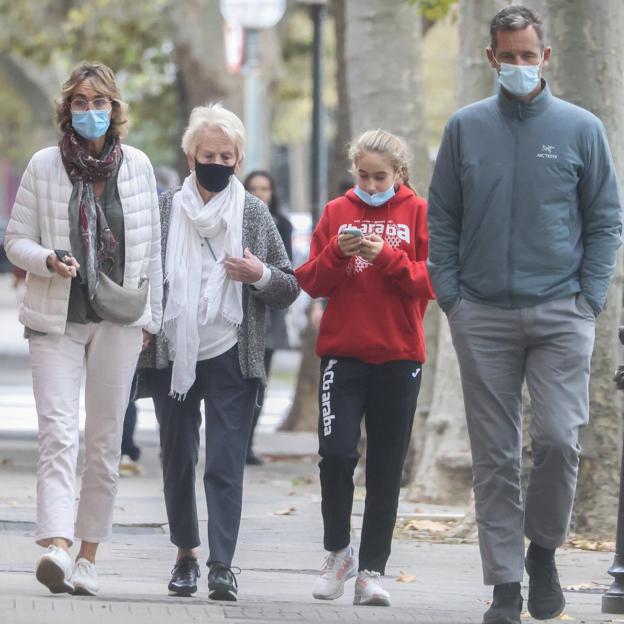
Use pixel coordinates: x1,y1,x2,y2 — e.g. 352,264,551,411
490,5,544,51
181,103,246,164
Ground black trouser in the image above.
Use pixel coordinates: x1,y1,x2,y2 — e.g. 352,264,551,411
318,356,421,574
121,376,140,461
145,345,258,566
247,349,274,455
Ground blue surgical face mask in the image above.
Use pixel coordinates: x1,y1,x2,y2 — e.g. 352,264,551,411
71,110,110,140
496,60,542,97
354,184,396,207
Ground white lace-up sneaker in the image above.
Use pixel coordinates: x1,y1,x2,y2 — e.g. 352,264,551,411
312,545,357,600
353,570,391,606
35,545,74,594
71,558,100,596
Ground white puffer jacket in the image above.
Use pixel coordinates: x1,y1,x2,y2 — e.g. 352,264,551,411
5,144,163,335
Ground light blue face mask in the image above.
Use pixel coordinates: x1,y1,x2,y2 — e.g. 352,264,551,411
497,61,542,97
354,184,396,207
72,110,110,140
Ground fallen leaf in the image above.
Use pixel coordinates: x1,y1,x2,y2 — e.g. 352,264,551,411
396,571,416,583
556,615,574,621
273,507,296,516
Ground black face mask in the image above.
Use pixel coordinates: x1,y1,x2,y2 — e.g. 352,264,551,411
194,160,235,193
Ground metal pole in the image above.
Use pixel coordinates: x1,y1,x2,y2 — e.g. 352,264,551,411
310,2,326,226
244,28,262,174
603,433,624,613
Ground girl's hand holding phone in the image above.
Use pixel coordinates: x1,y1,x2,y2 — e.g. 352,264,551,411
338,228,363,257
359,233,384,263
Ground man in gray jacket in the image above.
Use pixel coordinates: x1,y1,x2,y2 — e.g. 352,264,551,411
428,6,622,624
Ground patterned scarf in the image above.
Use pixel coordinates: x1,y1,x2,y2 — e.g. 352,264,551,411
60,131,122,299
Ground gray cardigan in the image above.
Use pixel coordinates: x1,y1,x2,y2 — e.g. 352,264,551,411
136,187,300,391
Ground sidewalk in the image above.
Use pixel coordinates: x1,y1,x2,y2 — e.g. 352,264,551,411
0,276,620,623
0,431,620,624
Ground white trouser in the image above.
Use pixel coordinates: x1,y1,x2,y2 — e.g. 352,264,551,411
29,321,143,546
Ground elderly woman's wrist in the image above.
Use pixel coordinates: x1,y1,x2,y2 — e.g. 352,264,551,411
251,263,271,290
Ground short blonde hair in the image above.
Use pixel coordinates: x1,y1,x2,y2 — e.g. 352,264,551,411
181,103,246,164
348,129,413,189
55,61,129,139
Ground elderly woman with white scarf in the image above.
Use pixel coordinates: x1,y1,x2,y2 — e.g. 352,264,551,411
137,103,299,602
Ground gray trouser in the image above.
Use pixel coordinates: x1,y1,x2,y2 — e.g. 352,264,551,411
448,294,595,585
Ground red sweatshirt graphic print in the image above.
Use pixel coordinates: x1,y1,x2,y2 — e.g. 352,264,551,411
295,185,435,364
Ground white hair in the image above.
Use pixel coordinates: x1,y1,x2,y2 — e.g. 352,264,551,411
181,103,246,163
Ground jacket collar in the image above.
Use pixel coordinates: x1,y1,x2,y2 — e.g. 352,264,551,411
497,79,553,120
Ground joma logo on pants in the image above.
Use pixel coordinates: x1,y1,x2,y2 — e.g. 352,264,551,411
321,359,338,436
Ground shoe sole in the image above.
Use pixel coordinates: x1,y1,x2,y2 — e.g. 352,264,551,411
168,586,197,597
353,593,391,607
208,587,237,601
72,583,98,597
36,558,74,594
312,568,357,600
527,598,565,621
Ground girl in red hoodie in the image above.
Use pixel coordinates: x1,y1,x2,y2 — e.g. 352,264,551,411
296,129,435,607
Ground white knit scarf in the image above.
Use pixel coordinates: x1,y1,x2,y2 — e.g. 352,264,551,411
163,173,245,398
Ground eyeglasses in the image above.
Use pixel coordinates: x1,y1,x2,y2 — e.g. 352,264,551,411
70,96,112,112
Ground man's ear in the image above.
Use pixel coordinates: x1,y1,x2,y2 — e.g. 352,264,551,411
542,46,552,65
486,47,499,70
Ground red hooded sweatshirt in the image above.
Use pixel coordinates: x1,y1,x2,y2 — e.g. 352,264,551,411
295,185,435,364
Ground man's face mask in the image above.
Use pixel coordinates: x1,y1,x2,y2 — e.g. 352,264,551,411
495,56,543,97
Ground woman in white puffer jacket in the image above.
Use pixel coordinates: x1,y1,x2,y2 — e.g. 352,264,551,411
5,61,162,596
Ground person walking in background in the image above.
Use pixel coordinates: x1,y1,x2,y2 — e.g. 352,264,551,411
428,6,622,624
120,166,180,477
5,61,162,596
137,104,299,601
296,129,435,607
243,170,293,465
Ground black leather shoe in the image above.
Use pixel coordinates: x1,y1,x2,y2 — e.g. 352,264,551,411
168,556,200,596
482,582,522,624
245,450,263,466
208,562,238,601
525,543,565,619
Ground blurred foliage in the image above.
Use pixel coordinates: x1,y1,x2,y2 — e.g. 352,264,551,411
0,0,179,167
408,0,459,22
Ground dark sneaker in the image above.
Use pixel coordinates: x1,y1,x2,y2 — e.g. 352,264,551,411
482,582,522,624
168,556,200,596
525,543,565,620
245,450,263,466
208,562,239,601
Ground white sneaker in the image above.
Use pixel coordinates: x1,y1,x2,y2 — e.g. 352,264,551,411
119,455,143,477
35,545,74,594
353,570,391,606
72,558,100,596
312,546,357,600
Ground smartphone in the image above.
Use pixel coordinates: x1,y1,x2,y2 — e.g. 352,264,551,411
54,249,73,265
341,227,364,237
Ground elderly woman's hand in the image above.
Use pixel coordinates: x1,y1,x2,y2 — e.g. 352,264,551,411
224,248,264,283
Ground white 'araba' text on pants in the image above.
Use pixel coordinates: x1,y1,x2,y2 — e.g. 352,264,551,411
29,321,143,546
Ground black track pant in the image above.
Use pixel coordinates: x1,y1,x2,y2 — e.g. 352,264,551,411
318,356,421,574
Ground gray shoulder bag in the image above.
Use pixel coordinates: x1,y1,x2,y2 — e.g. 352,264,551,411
90,271,149,325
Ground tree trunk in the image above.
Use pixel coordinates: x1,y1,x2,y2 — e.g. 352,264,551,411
344,0,430,194
279,322,320,432
408,309,472,504
543,0,624,538
407,0,501,506
327,0,351,200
